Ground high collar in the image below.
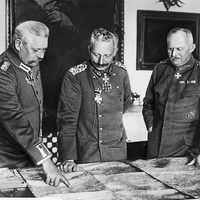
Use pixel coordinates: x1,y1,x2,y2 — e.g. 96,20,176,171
6,46,32,74
89,60,113,78
170,55,196,73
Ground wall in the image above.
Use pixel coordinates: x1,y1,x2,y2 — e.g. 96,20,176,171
0,0,6,54
124,0,200,100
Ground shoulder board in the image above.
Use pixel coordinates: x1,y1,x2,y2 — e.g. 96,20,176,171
0,61,10,71
158,59,168,65
114,61,126,70
69,63,87,75
154,59,169,68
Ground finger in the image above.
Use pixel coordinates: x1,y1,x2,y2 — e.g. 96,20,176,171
196,156,200,165
45,176,51,185
72,164,77,172
63,164,71,173
60,164,65,172
54,177,60,187
50,179,55,186
187,158,196,166
67,164,74,172
61,176,70,187
57,164,62,171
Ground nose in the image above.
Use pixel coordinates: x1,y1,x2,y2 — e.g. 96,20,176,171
171,48,177,57
37,50,45,59
98,55,104,65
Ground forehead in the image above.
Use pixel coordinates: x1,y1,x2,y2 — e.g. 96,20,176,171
25,34,48,49
168,31,188,47
92,40,115,54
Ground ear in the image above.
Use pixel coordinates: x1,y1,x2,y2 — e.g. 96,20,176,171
190,43,196,53
14,39,23,51
88,45,91,54
114,47,118,57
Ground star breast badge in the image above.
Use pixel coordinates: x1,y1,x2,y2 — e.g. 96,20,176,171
94,88,102,104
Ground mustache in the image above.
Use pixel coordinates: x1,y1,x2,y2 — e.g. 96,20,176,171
94,63,107,67
171,56,179,59
28,59,42,65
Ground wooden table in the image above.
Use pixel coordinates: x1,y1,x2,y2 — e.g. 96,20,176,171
1,157,200,199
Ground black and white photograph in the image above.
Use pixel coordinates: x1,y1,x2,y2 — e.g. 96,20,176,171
0,0,200,199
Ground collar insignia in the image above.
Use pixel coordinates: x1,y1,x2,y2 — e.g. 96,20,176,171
19,63,35,86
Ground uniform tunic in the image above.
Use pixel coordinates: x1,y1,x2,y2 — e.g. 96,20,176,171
57,60,132,163
143,56,200,158
0,46,51,168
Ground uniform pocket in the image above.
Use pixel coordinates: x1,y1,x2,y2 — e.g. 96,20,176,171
101,128,124,143
182,83,200,98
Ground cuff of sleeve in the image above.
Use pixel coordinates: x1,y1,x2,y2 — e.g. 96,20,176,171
27,143,52,165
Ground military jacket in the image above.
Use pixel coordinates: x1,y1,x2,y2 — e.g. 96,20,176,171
57,60,132,163
0,47,51,168
143,56,200,158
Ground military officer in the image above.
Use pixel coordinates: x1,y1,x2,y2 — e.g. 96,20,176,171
0,21,69,187
57,27,132,172
143,28,200,159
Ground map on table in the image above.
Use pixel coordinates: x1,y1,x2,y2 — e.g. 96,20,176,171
130,157,200,199
0,168,25,189
18,161,190,199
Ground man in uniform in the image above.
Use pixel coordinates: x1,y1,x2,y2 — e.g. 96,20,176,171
57,27,132,172
0,21,69,187
143,28,200,159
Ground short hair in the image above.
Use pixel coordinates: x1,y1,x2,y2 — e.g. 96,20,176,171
167,28,194,44
13,21,49,43
89,27,118,49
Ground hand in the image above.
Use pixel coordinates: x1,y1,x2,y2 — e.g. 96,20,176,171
186,149,200,166
47,9,74,28
187,155,200,166
57,160,77,173
42,158,70,187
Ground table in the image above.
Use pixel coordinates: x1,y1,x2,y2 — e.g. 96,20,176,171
1,157,200,199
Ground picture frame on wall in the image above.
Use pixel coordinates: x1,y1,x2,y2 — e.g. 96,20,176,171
137,10,200,70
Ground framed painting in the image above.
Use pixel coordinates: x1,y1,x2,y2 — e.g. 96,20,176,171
7,0,124,133
137,10,200,70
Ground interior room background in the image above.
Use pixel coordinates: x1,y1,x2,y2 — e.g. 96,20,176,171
1,0,200,101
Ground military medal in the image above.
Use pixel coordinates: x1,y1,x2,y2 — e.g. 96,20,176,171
94,88,102,104
102,73,112,92
25,71,35,86
174,72,181,79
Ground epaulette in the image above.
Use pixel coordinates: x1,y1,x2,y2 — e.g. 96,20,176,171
114,61,126,70
69,63,87,75
0,61,10,71
154,59,169,68
158,59,168,65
